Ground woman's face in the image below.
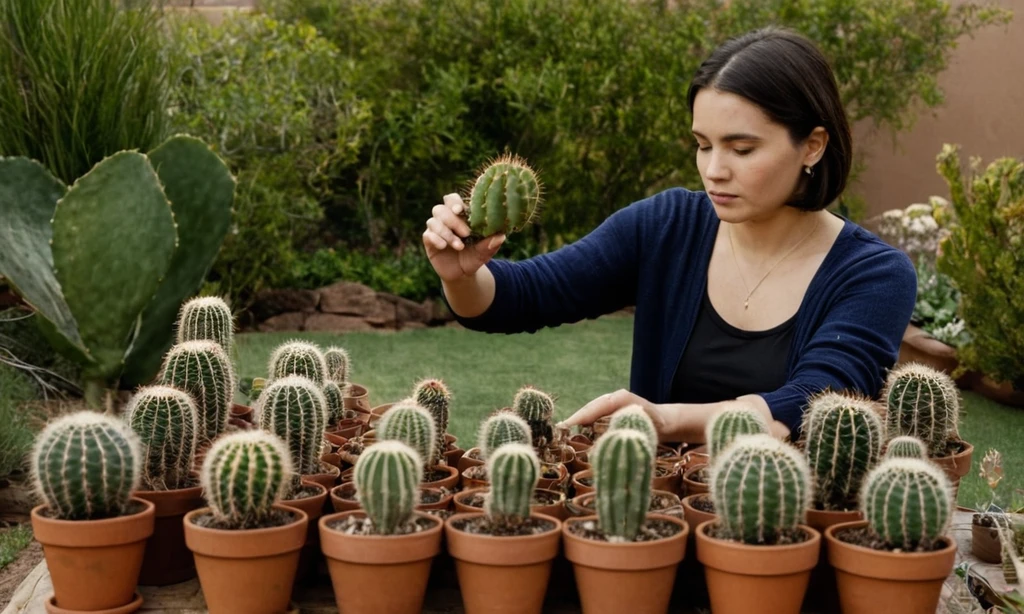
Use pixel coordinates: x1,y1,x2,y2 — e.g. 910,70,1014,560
691,88,826,223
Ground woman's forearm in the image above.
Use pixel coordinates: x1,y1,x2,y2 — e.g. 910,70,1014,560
440,265,497,318
658,395,791,443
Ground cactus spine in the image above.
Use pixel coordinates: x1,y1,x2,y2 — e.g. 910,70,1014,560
176,296,234,356
268,340,328,386
201,431,293,529
512,386,555,450
323,381,345,426
376,400,438,471
324,346,350,386
479,411,532,460
31,411,141,520
861,458,952,549
256,376,328,477
802,391,883,510
608,404,659,454
705,406,769,459
711,434,812,544
464,153,543,239
485,443,540,525
592,429,654,540
354,440,422,535
125,385,199,491
885,436,928,460
159,340,235,443
882,363,961,456
413,378,451,465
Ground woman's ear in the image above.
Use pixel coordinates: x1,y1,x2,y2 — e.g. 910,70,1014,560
803,126,829,167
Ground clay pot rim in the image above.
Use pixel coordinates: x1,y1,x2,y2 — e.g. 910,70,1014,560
133,484,204,500
31,497,156,547
132,485,205,517
287,481,329,499
455,486,567,506
345,383,369,397
319,509,442,541
562,513,690,551
46,592,143,614
183,505,307,537
445,511,563,541
931,440,974,476
823,520,957,561
695,519,820,554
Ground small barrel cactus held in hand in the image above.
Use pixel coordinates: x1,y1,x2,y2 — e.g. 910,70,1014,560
32,411,141,520
125,385,199,491
478,411,532,460
377,400,438,469
485,443,540,526
159,340,235,444
802,391,883,510
257,375,328,476
711,434,812,544
885,436,929,460
201,431,293,529
882,363,961,457
512,386,556,450
461,153,542,240
175,296,234,356
413,378,451,464
705,406,769,459
268,340,328,386
592,429,654,540
324,346,350,386
354,440,423,535
861,458,952,550
607,404,658,454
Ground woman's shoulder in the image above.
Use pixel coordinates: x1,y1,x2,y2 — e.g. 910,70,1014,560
827,217,917,284
616,187,717,234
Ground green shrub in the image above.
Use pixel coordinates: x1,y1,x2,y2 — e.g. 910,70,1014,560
287,246,440,302
0,363,37,478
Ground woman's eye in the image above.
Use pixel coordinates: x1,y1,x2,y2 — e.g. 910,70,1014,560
734,148,753,156
697,145,711,152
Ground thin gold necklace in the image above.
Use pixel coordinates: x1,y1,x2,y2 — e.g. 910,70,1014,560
727,216,821,310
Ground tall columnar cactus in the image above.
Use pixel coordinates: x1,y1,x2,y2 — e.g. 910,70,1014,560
376,400,438,470
31,411,141,520
461,153,543,240
257,375,328,476
485,443,540,525
159,340,235,443
706,406,769,460
861,458,952,550
885,436,929,460
479,411,532,460
201,431,293,529
354,440,423,535
802,391,884,510
883,363,961,457
608,404,658,455
125,385,199,491
413,378,451,464
324,346,351,386
323,381,345,426
592,429,654,540
176,296,234,356
268,340,328,386
711,434,812,544
512,386,555,450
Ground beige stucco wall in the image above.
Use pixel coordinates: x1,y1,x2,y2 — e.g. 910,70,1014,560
853,0,1023,222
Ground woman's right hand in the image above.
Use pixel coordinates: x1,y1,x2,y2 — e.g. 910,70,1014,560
422,193,506,282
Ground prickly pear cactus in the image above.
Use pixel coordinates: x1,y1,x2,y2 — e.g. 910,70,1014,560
256,375,329,476
512,386,555,451
706,406,769,459
376,400,438,470
608,404,658,454
354,440,422,535
802,391,883,510
268,340,328,386
176,296,234,356
31,411,141,520
485,443,540,525
324,346,350,386
462,153,542,240
159,340,235,443
885,436,928,460
479,411,532,460
413,378,451,465
862,458,952,549
323,381,345,426
125,385,199,491
201,431,293,529
592,429,654,540
882,363,961,457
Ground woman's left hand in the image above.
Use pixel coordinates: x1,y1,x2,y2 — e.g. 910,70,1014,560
558,389,675,441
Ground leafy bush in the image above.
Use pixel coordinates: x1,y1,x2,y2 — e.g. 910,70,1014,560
287,246,440,302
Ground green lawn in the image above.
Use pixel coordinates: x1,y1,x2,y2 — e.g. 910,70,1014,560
0,525,32,571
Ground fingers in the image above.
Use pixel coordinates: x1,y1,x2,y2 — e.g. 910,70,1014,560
558,389,631,427
424,194,472,251
426,216,464,250
476,233,506,258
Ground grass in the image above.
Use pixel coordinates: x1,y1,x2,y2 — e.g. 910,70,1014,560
0,364,41,478
0,525,32,571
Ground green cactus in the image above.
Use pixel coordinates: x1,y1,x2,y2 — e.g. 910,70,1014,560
885,436,929,460
802,391,883,510
257,375,328,477
324,346,350,386
159,340,235,444
201,430,293,529
31,411,141,520
461,153,543,240
323,381,345,426
861,458,952,549
485,443,540,525
711,434,812,544
706,406,769,460
512,386,555,450
354,440,423,535
883,363,961,457
268,340,328,386
175,296,234,357
478,411,532,460
125,385,199,491
376,400,438,470
608,404,658,454
413,378,451,464
592,429,654,540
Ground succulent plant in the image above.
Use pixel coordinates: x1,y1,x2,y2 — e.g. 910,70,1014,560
201,430,293,529
124,385,199,491
885,435,929,460
354,440,423,535
512,386,555,450
256,375,328,477
706,406,769,460
268,340,328,386
324,346,350,386
802,391,883,510
31,411,141,520
711,434,812,544
158,340,235,443
175,296,234,357
485,443,540,525
607,404,658,454
479,411,532,460
461,153,542,240
861,457,952,549
882,363,961,457
376,400,438,470
413,378,451,465
592,429,654,540
323,380,345,426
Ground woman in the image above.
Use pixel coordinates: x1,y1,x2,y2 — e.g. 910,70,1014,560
421,27,916,444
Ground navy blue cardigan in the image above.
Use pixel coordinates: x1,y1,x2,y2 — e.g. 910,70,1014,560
447,188,917,434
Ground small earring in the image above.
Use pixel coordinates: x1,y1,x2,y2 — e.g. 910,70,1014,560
804,165,814,176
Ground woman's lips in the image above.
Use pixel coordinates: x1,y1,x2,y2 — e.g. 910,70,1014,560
709,191,738,205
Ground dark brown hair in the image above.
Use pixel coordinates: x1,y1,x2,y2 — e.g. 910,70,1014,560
687,27,852,212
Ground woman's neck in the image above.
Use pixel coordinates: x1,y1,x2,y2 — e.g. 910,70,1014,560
725,208,826,260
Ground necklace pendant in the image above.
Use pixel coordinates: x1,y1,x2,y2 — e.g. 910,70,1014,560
744,299,749,310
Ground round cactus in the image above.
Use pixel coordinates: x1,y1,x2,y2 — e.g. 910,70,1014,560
462,153,543,239
608,404,658,454
485,443,540,524
268,340,328,386
376,400,438,469
323,381,345,426
256,375,328,476
175,296,234,356
711,434,812,544
861,458,952,549
705,406,769,460
478,411,532,460
802,391,883,510
201,431,293,529
413,378,451,465
354,440,423,535
592,429,654,540
125,385,199,491
324,346,350,386
512,386,555,449
31,411,141,520
159,340,235,444
882,363,961,457
885,435,929,460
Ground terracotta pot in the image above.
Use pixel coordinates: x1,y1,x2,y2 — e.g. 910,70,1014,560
367,402,394,429
570,451,591,475
681,494,716,529
682,464,709,495
972,515,1004,564
418,487,455,512
343,383,372,413
653,461,681,496
898,323,960,376
445,512,562,614
932,441,974,501
323,431,348,448
567,438,592,454
184,504,308,614
279,483,329,578
340,466,355,483
319,510,443,614
330,483,362,513
135,486,204,586
592,416,611,439
825,520,957,614
230,403,254,424
32,498,155,612
563,514,688,614
425,464,460,490
569,491,682,519
804,508,863,533
320,452,344,472
302,465,341,492
330,418,363,440
537,463,569,492
461,465,489,490
443,434,466,467
971,375,1024,407
45,593,143,614
571,469,594,496
802,508,863,613
458,447,485,474
680,450,708,472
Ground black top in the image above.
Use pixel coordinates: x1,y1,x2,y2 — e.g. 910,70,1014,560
670,288,796,404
